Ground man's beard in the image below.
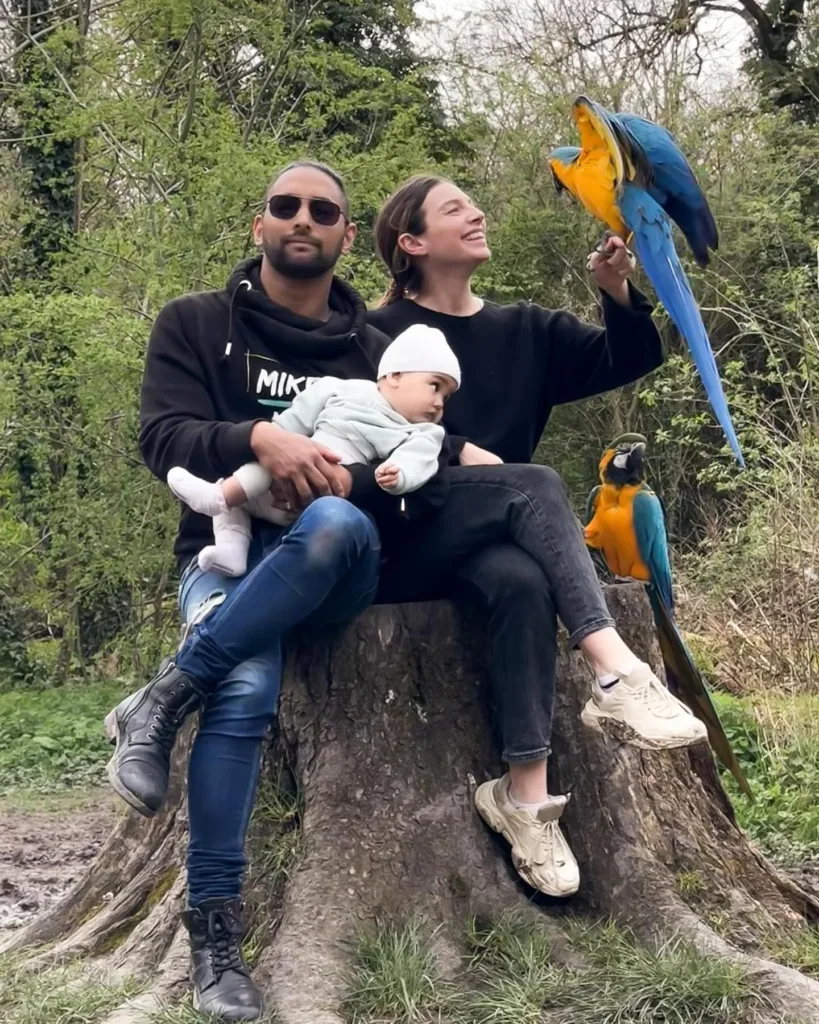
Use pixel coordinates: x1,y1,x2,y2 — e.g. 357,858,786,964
263,237,343,280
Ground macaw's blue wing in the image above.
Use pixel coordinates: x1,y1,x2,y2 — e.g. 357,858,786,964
632,486,673,609
620,184,743,466
614,112,718,267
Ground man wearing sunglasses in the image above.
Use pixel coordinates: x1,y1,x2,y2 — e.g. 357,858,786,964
106,161,456,1021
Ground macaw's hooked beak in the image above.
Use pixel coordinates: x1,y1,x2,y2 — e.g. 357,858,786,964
610,433,647,469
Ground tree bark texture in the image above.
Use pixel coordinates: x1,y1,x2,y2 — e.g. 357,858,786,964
4,585,819,1023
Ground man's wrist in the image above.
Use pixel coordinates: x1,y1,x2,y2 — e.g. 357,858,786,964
337,465,353,494
250,420,278,455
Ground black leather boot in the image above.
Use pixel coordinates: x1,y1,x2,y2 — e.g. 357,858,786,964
104,658,208,816
181,898,265,1020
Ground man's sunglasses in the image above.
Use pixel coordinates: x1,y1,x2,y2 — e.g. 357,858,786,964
265,194,347,227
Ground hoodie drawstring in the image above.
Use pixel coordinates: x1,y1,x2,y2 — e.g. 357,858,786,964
221,279,252,362
348,330,380,378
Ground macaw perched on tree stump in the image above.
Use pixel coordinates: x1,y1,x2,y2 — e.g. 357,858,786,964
549,96,744,466
585,433,751,798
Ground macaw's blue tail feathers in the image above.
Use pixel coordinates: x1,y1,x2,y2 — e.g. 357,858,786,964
649,591,753,799
621,184,744,466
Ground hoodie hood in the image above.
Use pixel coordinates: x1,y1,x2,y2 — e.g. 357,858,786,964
139,254,393,570
224,255,371,364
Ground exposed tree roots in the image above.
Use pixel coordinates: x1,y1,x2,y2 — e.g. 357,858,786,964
4,587,818,1022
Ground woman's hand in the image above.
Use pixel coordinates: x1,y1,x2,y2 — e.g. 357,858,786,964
459,442,504,466
586,235,636,306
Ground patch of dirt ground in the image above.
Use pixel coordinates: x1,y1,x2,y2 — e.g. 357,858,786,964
0,789,119,939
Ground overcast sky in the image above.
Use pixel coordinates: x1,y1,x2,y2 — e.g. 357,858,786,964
416,1,749,90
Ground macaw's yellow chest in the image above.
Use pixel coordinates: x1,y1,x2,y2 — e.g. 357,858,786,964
585,484,651,582
575,150,628,237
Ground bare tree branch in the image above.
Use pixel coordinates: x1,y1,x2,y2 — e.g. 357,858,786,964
177,21,200,144
241,0,321,145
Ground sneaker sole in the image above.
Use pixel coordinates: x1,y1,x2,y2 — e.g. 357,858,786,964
581,701,707,750
103,708,157,819
474,784,579,898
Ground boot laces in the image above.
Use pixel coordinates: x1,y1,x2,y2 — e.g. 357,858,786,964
206,908,247,979
147,701,182,748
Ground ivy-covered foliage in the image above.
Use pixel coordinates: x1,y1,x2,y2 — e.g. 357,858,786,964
1,0,817,683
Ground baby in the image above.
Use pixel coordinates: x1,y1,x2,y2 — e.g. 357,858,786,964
167,324,461,576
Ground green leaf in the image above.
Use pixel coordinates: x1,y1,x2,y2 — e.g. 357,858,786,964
31,735,61,751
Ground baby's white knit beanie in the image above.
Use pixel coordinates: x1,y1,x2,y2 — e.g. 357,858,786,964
377,324,461,389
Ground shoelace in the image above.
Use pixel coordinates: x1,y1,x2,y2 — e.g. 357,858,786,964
206,909,247,979
634,674,680,718
147,703,182,749
518,818,566,870
537,819,566,865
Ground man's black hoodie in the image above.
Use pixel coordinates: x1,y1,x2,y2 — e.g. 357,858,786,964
139,256,458,570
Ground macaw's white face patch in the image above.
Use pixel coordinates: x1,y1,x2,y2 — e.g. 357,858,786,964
613,452,629,469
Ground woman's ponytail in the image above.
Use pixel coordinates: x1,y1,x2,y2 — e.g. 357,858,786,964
373,175,447,307
378,279,405,307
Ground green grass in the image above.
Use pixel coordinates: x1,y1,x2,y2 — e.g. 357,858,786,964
0,678,131,795
0,954,140,1024
563,920,761,1024
246,769,303,882
344,920,451,1023
0,785,118,815
714,691,819,862
343,916,765,1024
765,925,819,978
0,918,774,1024
675,870,707,899
242,768,304,967
463,916,577,1024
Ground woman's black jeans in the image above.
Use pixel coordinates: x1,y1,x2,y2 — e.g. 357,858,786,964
377,463,614,763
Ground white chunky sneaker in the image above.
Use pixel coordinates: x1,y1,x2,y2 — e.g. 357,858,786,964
581,661,707,749
474,774,579,897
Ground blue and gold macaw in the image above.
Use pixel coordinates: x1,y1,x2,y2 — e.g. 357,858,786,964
585,434,751,797
549,97,744,467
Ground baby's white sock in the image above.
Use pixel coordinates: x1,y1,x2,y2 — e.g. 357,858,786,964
167,467,228,517
197,508,251,577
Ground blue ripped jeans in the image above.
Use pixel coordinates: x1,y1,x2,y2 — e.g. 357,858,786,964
177,497,380,907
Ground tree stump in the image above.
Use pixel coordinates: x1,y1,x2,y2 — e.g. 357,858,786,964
4,584,819,1022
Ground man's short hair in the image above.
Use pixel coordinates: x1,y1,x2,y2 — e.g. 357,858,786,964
264,161,350,218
